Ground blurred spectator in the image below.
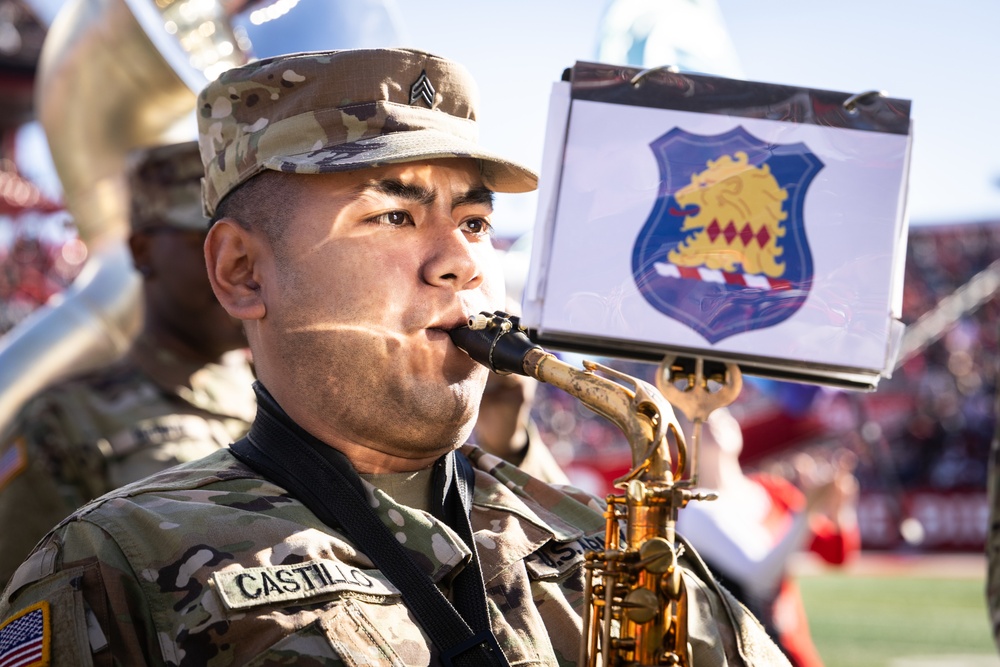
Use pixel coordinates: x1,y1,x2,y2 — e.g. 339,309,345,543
676,408,860,667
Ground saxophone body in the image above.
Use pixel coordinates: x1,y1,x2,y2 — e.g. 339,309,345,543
451,312,731,666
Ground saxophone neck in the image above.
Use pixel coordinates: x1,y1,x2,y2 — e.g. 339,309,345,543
448,311,682,484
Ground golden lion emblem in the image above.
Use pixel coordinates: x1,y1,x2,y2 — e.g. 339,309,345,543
667,151,789,278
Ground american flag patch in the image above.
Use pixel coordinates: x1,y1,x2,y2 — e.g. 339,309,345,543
0,601,49,667
0,438,27,492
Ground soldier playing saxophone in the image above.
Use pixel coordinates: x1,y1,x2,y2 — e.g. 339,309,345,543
0,48,787,666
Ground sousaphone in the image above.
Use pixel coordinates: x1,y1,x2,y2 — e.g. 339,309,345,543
0,0,249,431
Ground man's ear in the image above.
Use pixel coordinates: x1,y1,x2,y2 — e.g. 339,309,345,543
204,218,266,320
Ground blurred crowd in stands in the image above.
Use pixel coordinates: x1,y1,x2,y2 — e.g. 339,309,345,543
889,224,999,491
0,210,83,334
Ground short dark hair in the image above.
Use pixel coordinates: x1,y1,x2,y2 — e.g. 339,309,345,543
210,170,301,252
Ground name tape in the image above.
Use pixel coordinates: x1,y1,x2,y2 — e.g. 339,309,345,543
213,559,398,611
525,535,604,578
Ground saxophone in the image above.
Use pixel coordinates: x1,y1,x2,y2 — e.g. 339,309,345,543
450,311,741,667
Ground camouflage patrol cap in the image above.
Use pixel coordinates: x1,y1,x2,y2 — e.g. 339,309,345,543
196,48,538,216
127,141,208,232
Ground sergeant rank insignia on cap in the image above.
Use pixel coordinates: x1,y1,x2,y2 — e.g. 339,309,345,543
409,69,436,107
0,601,50,667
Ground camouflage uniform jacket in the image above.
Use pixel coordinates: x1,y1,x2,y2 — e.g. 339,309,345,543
0,335,256,586
0,436,789,666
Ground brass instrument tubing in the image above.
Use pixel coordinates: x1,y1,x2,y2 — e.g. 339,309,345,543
580,560,593,665
524,350,660,471
588,580,600,667
628,498,669,663
605,496,621,550
602,570,615,665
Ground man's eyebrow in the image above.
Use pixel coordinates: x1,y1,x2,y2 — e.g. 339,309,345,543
355,178,436,205
355,179,494,211
452,186,494,210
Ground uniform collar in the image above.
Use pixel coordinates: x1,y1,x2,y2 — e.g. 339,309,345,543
349,445,607,587
359,478,473,584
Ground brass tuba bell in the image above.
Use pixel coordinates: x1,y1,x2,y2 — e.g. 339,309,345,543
0,0,248,432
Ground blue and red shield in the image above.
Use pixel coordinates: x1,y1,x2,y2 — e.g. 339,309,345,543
631,126,823,344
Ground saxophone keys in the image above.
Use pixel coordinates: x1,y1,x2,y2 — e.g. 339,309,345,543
638,537,675,575
664,565,683,601
622,587,660,624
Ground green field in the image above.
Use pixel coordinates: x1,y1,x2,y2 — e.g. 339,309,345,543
799,568,999,667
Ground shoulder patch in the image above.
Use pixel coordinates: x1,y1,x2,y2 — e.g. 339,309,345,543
212,559,399,611
524,534,605,579
0,600,50,666
0,437,27,492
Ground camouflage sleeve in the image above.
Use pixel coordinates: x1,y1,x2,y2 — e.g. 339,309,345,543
0,518,163,666
0,398,106,588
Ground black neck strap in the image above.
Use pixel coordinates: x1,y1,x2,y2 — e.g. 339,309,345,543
230,383,509,667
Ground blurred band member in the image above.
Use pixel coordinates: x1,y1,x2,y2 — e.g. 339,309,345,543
0,141,255,587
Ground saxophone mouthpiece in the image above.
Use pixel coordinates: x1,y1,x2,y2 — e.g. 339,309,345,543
448,311,541,375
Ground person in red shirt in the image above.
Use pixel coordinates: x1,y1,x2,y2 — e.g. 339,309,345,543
677,408,860,667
